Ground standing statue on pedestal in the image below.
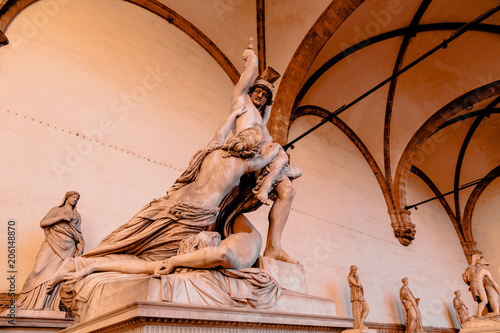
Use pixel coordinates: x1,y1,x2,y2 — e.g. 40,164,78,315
462,254,500,317
17,191,84,310
348,265,370,330
453,290,470,326
215,38,302,264
400,277,424,333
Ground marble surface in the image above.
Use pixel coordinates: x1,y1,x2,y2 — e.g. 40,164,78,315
258,257,307,293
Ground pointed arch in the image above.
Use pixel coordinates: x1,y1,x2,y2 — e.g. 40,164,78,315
269,0,364,145
0,0,239,83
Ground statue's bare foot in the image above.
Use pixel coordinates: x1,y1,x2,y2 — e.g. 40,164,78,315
255,192,273,206
264,248,299,264
153,259,175,276
285,165,303,180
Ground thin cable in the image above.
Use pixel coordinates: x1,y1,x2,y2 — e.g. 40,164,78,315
283,5,500,150
404,175,498,210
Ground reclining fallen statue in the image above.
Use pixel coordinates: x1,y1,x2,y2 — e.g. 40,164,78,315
45,107,285,317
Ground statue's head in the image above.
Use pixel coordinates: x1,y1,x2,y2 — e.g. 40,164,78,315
59,191,80,208
402,277,409,285
177,231,221,255
455,290,461,297
248,66,280,110
471,254,488,266
223,127,263,159
249,85,271,110
350,265,358,273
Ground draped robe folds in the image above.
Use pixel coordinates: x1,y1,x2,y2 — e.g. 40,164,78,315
60,144,280,316
17,207,84,310
79,144,222,261
400,286,424,333
453,297,469,325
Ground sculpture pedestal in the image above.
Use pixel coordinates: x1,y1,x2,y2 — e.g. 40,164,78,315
459,316,500,332
0,309,74,332
258,257,307,293
57,258,347,332
61,297,350,333
63,276,340,324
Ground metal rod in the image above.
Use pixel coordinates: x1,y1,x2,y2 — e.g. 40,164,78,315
404,176,497,210
283,5,500,151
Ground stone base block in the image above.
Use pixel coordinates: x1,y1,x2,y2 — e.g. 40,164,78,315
60,301,351,333
12,309,68,319
75,276,337,323
57,273,343,332
258,257,307,293
460,316,500,332
0,310,73,332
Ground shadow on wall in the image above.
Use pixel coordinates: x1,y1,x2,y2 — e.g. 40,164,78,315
325,282,344,316
445,301,459,329
385,291,404,324
343,286,351,317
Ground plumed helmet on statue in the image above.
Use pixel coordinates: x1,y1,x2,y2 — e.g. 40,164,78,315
249,66,281,106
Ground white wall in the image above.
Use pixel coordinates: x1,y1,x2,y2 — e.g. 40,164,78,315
472,178,500,289
0,0,478,330
284,116,472,328
0,0,233,293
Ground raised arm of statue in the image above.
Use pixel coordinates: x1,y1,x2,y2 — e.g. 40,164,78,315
233,38,258,106
261,105,271,127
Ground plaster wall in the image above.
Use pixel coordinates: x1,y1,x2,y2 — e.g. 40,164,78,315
0,0,233,292
472,178,500,288
0,0,475,330
284,116,472,329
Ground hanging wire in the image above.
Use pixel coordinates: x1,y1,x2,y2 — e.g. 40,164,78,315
404,175,499,210
283,5,500,151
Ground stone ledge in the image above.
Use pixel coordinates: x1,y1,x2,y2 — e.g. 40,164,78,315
60,300,352,333
0,315,73,332
459,316,500,333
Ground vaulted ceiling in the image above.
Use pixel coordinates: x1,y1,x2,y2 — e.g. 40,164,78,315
1,0,498,262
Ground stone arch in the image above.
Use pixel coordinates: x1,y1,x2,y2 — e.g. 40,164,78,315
0,0,239,83
269,0,364,145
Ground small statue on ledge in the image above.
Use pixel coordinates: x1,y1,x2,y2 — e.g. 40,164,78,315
348,265,370,330
462,254,500,318
17,191,84,310
400,277,424,333
453,290,470,326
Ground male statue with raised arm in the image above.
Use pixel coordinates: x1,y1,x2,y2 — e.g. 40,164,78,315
227,38,302,263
